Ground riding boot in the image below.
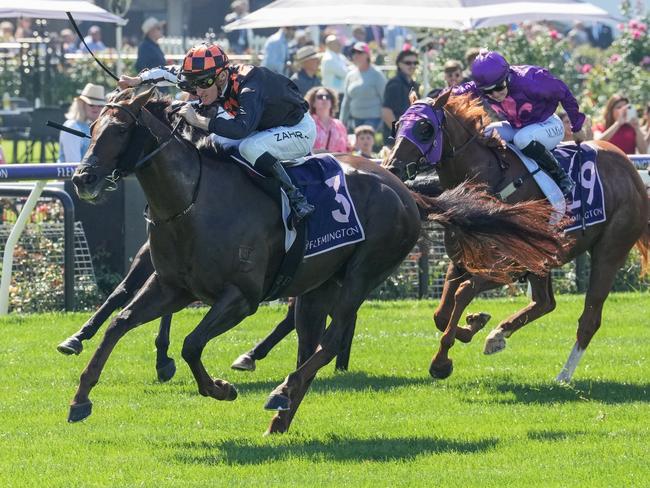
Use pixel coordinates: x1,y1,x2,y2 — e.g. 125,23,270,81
521,140,575,197
254,152,315,221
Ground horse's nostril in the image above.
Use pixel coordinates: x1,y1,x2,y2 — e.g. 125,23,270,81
83,173,98,185
72,172,97,187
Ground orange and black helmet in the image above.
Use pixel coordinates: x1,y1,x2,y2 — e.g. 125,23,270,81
181,43,229,80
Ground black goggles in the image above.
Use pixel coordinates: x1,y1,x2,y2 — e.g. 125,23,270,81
482,80,508,95
179,73,219,93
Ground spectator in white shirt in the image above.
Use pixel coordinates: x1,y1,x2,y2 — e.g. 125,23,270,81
320,34,349,113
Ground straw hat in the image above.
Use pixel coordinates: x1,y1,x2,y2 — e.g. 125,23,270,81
78,83,106,106
141,17,164,35
295,45,321,64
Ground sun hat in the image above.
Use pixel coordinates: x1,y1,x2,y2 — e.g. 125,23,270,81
141,17,164,35
78,83,106,106
295,45,322,63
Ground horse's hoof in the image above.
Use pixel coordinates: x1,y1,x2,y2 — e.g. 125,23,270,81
484,329,506,355
466,312,491,333
68,401,92,423
57,337,82,355
230,353,256,371
264,393,291,411
429,360,453,379
156,358,176,383
264,415,288,435
224,383,238,401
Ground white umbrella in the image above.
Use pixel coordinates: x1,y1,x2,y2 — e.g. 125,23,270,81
224,0,615,31
0,0,125,25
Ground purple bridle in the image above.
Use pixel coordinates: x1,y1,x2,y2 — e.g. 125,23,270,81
395,102,445,178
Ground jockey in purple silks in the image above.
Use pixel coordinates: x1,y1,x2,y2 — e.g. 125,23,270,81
454,49,587,197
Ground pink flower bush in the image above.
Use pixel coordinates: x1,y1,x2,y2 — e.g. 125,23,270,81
609,53,622,63
580,63,593,74
549,30,560,40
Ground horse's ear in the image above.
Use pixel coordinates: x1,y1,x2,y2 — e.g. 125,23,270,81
433,89,451,109
408,89,418,105
130,86,156,109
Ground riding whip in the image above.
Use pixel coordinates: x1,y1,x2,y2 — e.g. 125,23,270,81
65,12,120,82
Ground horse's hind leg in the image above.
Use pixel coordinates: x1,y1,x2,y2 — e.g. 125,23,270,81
334,313,356,371
556,252,627,383
484,274,555,354
266,283,335,434
155,315,175,382
181,284,254,401
264,260,391,434
231,298,297,372
58,243,155,356
68,275,190,423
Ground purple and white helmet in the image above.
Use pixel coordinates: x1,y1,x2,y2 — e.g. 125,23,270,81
471,50,510,89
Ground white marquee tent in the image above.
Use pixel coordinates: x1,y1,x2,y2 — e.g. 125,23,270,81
0,0,125,24
224,0,616,31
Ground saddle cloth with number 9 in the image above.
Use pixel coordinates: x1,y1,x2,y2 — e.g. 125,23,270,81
553,142,606,233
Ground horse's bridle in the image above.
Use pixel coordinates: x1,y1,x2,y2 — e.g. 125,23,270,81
394,101,482,180
83,100,201,226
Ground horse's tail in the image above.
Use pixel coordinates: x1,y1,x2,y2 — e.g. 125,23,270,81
635,219,650,277
412,182,568,282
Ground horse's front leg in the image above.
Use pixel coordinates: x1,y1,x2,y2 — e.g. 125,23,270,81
434,262,495,344
430,276,488,379
58,243,155,356
181,284,254,401
68,275,191,423
155,315,176,382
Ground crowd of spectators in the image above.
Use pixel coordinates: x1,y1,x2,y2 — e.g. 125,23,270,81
1,2,648,161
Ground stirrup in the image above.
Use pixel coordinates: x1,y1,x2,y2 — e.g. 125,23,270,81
559,179,575,197
291,201,315,221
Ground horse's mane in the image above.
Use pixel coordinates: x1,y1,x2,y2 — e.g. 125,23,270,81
444,94,505,149
111,88,229,161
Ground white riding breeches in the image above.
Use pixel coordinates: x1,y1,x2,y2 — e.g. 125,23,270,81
485,114,564,151
239,113,316,165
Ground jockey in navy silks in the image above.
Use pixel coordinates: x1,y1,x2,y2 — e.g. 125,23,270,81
119,43,316,221
454,49,587,197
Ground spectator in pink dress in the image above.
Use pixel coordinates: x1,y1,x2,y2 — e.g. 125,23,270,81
305,86,349,153
594,94,647,154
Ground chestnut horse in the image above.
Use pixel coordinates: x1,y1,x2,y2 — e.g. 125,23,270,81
383,91,649,383
67,87,564,434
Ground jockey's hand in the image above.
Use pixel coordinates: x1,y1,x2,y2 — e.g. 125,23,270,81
178,104,210,131
118,75,142,90
572,127,587,143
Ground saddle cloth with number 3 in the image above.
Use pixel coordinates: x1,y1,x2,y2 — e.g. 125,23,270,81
284,154,366,257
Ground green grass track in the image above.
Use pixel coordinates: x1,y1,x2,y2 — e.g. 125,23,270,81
0,294,648,487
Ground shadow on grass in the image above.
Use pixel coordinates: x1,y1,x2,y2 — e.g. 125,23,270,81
462,379,650,405
526,430,587,442
173,435,499,465
230,371,433,396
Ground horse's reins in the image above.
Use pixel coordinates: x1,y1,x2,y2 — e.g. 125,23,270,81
440,107,481,161
441,106,535,200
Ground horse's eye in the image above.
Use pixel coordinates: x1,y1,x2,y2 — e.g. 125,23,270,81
413,120,434,142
